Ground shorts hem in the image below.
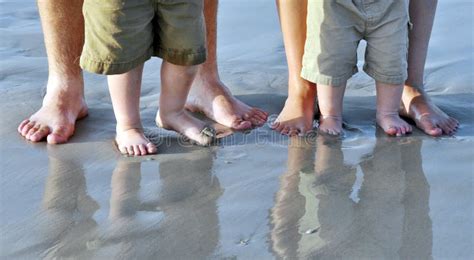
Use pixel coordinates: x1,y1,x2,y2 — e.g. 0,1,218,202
155,47,207,66
80,49,153,75
364,66,407,85
301,67,358,86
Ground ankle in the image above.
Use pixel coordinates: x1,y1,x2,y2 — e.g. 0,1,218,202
320,114,342,121
159,109,184,125
376,111,399,119
116,123,143,133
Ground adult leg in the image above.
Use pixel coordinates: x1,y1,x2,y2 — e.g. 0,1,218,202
18,0,88,144
401,0,459,136
271,0,316,136
185,0,268,130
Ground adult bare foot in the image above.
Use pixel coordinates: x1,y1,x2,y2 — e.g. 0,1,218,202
115,127,157,156
377,112,413,137
272,79,316,136
156,110,215,146
401,86,459,136
18,75,88,144
186,75,268,131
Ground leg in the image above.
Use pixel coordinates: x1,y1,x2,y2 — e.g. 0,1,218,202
317,83,345,135
376,82,413,136
18,0,88,144
271,0,316,136
108,65,157,156
400,0,459,136
157,61,214,146
185,0,268,130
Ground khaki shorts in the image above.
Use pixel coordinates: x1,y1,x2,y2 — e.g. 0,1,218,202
80,0,206,75
301,0,411,86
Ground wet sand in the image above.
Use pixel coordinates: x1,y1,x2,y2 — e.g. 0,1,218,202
1,0,473,259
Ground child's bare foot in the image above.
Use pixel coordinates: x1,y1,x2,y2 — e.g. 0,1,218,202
271,79,316,136
156,110,215,146
376,112,412,136
318,115,343,135
115,127,157,156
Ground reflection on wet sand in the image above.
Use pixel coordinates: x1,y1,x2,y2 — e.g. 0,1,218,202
100,151,223,259
270,134,432,259
37,153,99,259
26,149,223,259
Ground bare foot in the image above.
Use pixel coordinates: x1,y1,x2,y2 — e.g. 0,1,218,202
18,76,88,144
271,79,316,136
186,76,268,130
376,112,413,136
401,86,459,136
115,127,157,156
156,110,215,146
318,115,343,136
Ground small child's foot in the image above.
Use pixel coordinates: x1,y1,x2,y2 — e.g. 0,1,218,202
318,115,343,135
156,110,215,146
376,113,413,136
115,128,157,156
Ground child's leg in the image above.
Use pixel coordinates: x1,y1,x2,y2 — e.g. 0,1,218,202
156,61,214,146
108,64,157,156
376,82,412,136
317,83,346,135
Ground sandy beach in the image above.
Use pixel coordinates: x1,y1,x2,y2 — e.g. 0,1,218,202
1,0,473,259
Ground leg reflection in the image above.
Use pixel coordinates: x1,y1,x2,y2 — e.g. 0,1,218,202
270,135,432,258
357,136,432,259
39,148,99,258
270,136,315,258
152,151,223,259
104,150,222,259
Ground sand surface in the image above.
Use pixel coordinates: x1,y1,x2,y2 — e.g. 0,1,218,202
1,0,473,259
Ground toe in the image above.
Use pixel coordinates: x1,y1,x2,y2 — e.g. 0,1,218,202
448,118,459,130
47,125,72,144
288,128,299,137
386,126,398,136
21,121,35,136
26,124,40,139
30,126,50,142
400,126,406,135
133,145,142,156
123,146,132,156
252,109,268,121
118,145,128,155
232,118,252,130
281,126,290,135
270,120,280,129
146,143,157,154
418,118,442,136
138,144,147,155
255,108,268,118
128,146,135,156
18,119,30,133
243,113,260,126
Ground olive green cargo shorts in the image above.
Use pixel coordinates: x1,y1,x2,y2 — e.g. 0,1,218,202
301,0,411,86
80,0,206,75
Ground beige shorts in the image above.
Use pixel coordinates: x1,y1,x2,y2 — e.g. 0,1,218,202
80,0,206,75
301,0,411,86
